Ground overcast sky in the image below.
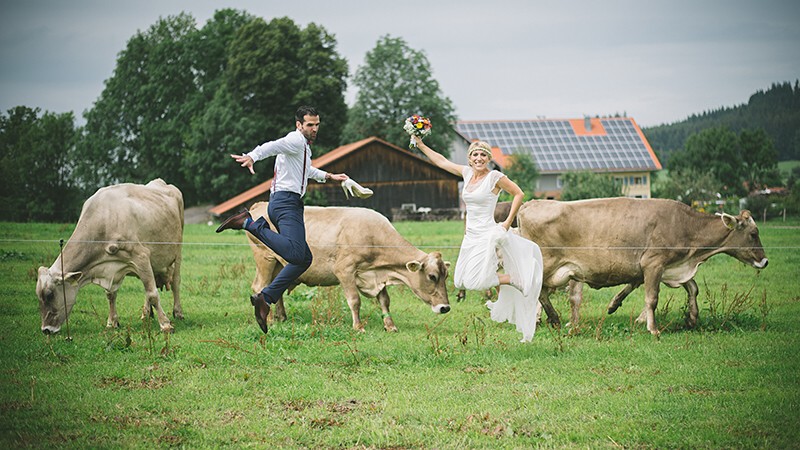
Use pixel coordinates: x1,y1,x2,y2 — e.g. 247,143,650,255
1,0,798,128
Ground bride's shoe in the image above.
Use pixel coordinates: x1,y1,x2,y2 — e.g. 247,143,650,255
341,178,373,199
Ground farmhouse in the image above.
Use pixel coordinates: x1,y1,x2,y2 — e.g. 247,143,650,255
453,117,661,198
210,136,462,220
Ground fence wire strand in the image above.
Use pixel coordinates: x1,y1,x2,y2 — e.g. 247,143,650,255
1,238,798,251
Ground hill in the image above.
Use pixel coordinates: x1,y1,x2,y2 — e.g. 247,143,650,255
642,80,800,162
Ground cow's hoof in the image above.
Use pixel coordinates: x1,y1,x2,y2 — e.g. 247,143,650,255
384,326,398,332
160,324,174,334
649,329,661,338
173,311,184,320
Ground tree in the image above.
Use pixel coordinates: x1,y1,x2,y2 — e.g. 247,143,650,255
560,171,625,201
739,128,781,190
668,127,745,195
668,127,780,196
652,169,723,207
79,11,349,205
342,35,457,155
78,13,200,200
0,107,80,221
186,15,348,203
501,153,539,200
643,80,800,161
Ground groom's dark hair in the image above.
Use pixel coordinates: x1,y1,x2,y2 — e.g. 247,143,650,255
295,105,318,123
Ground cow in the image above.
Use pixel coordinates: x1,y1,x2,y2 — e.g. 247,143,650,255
246,202,451,332
516,198,768,335
36,179,184,335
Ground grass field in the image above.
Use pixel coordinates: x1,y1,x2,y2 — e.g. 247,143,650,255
1,218,799,448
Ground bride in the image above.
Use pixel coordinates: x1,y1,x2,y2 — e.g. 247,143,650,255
412,136,544,342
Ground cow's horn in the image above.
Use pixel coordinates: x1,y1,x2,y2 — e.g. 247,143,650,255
715,212,736,230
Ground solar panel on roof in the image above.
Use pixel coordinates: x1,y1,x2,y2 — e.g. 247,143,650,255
455,118,658,172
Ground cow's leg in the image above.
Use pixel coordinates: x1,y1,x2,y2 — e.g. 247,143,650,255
333,264,366,331
272,296,286,323
683,278,699,329
376,287,398,332
567,280,583,326
133,249,173,333
344,286,364,332
607,282,640,314
538,288,561,326
641,267,664,335
335,276,364,331
172,254,184,320
106,290,119,328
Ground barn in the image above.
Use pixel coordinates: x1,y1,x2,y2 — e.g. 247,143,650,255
453,117,662,199
210,136,462,220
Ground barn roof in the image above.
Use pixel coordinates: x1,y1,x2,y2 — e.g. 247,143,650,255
455,117,661,173
209,136,460,217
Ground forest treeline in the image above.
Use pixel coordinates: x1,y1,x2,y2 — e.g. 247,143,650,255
643,81,800,162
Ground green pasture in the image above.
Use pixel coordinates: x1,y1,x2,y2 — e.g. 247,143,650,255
1,219,799,448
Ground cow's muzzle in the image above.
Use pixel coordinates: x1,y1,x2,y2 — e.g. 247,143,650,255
41,326,61,335
432,304,451,314
753,258,768,269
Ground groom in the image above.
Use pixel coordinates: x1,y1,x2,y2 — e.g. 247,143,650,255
216,106,349,334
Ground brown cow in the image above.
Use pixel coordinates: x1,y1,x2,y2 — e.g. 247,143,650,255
517,198,768,335
36,179,184,334
246,202,451,332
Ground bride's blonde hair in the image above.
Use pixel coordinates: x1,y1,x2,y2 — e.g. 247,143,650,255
468,141,492,160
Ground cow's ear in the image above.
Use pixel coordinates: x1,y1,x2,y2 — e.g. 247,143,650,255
444,261,452,270
406,261,422,272
63,271,82,285
739,210,755,227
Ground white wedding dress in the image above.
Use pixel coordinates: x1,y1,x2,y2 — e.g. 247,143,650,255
454,167,544,342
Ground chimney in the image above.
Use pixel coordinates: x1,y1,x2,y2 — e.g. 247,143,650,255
584,116,592,131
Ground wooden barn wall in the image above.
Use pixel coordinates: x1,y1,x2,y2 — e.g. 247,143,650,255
308,142,460,218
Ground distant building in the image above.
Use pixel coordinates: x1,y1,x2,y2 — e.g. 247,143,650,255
454,117,661,198
210,136,462,220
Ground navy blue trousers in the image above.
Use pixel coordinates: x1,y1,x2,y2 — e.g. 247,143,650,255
245,191,313,304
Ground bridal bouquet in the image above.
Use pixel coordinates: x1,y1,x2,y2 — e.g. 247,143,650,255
403,114,432,148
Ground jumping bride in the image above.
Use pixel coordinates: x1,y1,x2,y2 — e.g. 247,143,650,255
412,136,544,342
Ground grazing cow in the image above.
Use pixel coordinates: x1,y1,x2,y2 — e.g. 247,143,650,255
36,179,184,334
246,202,451,332
517,198,768,335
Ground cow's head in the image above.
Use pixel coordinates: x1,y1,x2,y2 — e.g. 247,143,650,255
718,210,768,269
405,251,451,314
36,266,82,334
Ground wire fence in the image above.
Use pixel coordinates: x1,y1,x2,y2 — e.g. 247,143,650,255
2,238,798,251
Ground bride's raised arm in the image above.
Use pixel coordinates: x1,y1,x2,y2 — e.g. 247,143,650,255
412,135,464,177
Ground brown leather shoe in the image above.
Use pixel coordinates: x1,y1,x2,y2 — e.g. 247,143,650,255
216,209,252,233
250,293,271,334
